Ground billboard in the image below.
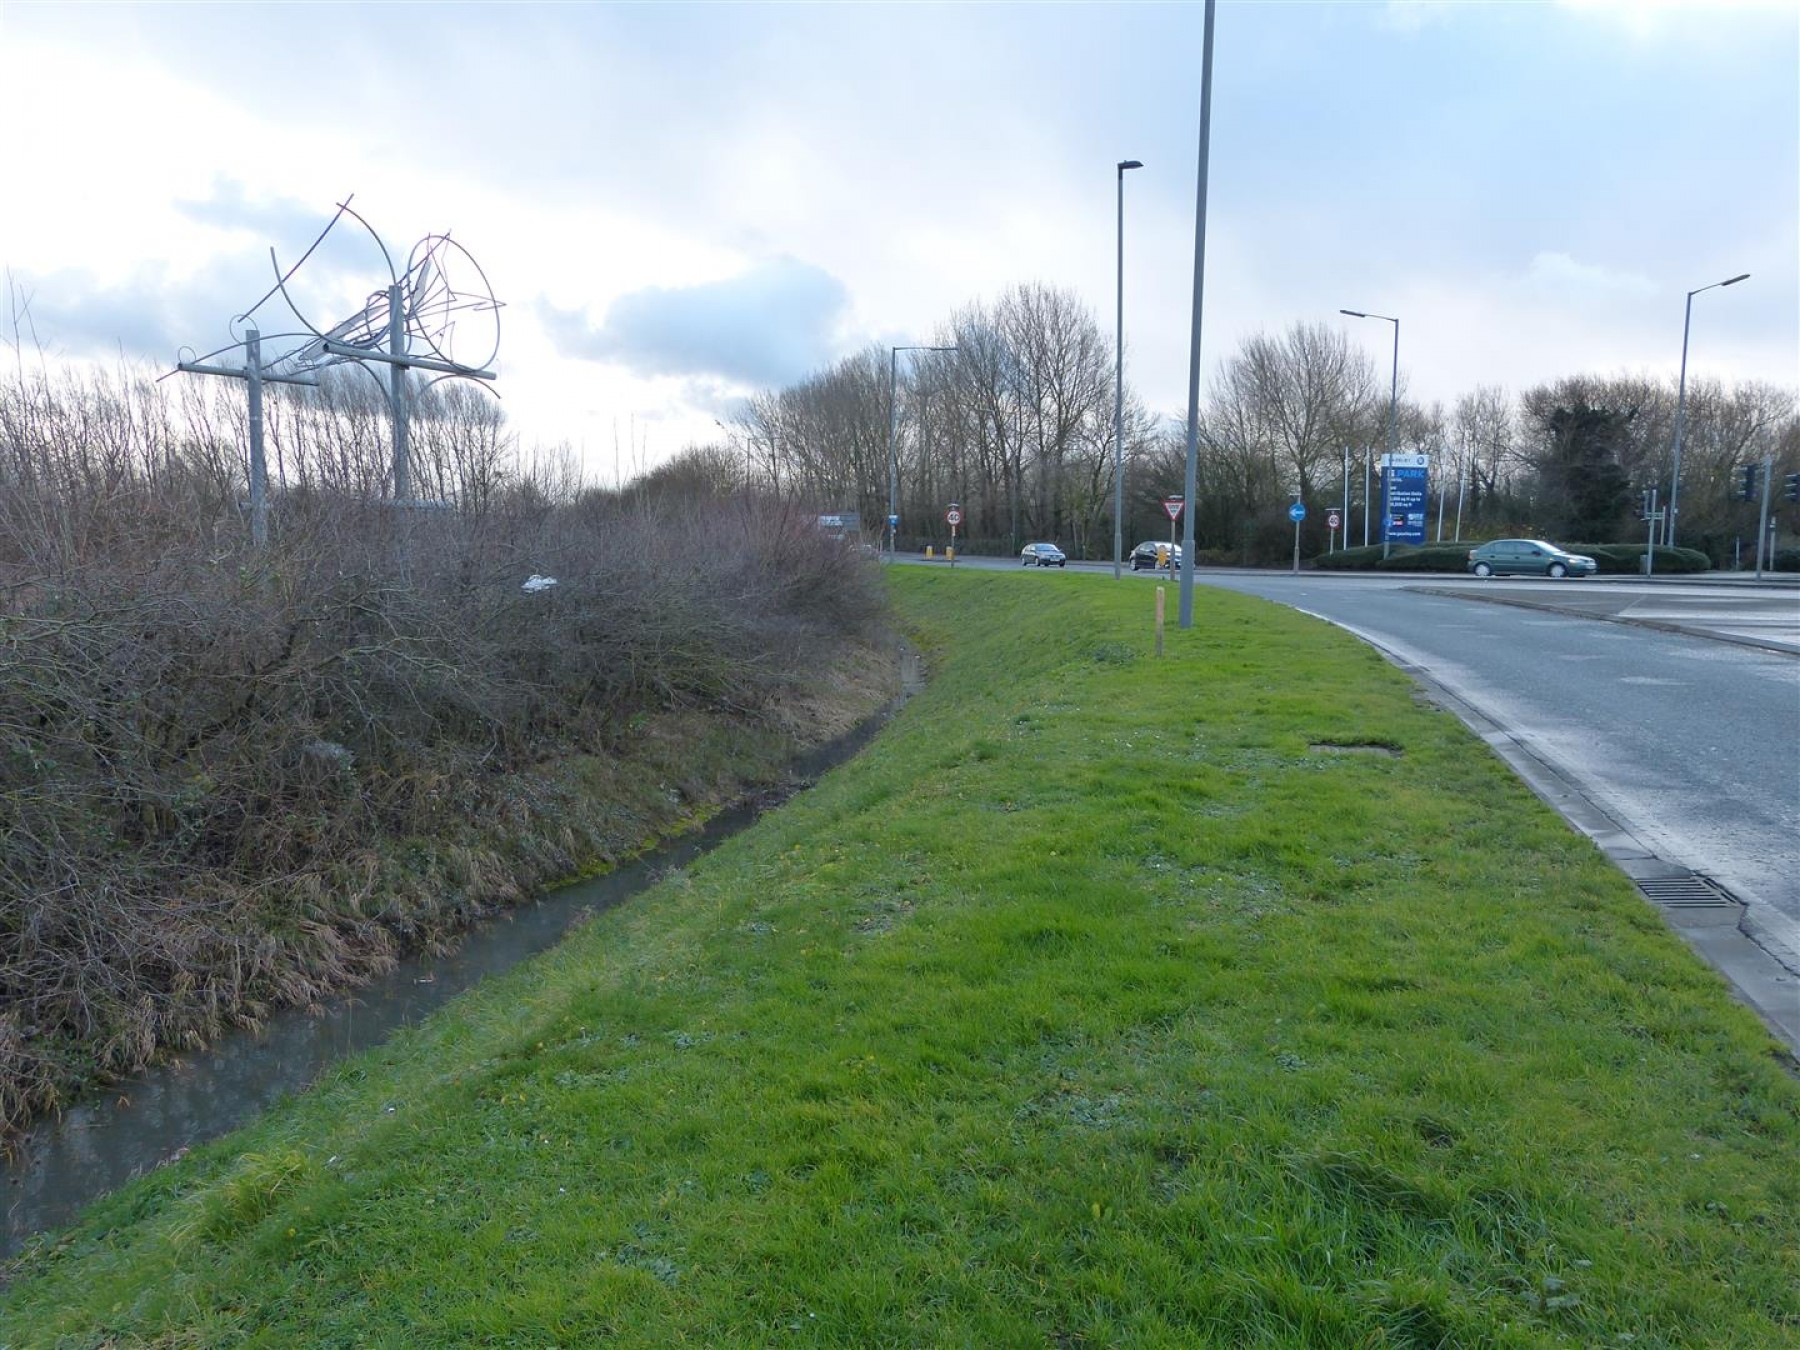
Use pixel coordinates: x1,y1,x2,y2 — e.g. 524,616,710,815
1380,454,1429,547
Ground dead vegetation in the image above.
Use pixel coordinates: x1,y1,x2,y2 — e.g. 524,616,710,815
0,360,889,1138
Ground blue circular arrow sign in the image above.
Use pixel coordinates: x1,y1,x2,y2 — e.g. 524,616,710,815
1288,502,1307,523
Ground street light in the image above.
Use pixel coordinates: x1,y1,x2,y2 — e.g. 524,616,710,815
1113,158,1143,580
887,344,958,558
1667,272,1750,548
1341,308,1399,558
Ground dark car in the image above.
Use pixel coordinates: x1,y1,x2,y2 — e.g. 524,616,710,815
1466,539,1597,578
1129,541,1183,571
1021,542,1067,567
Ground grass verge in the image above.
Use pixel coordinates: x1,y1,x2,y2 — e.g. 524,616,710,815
3,568,1795,1347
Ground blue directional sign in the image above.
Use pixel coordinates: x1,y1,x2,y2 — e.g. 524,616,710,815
1288,501,1307,523
887,513,900,528
1380,454,1429,547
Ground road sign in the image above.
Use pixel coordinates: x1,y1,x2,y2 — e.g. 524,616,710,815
1382,461,1428,547
1162,496,1184,521
1288,501,1306,523
1327,511,1340,530
888,513,899,528
945,507,962,526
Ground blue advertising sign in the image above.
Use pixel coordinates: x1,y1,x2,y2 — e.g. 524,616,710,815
1380,454,1429,547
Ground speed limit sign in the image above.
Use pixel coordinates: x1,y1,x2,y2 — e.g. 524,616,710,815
1327,511,1341,530
945,507,963,526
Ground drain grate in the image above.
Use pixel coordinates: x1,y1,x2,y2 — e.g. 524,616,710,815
1636,873,1738,909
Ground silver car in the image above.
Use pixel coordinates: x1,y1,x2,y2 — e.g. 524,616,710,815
1021,542,1067,567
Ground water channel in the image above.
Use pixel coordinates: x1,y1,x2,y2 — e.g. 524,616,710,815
3,671,915,1264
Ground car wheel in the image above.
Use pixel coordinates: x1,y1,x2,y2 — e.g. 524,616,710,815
1473,562,1492,578
1057,560,1065,567
1548,562,1567,578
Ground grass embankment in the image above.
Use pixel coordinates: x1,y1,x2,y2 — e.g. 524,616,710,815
5,569,1796,1346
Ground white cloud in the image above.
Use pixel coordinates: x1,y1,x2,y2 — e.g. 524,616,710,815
1521,252,1658,300
1,1,1793,475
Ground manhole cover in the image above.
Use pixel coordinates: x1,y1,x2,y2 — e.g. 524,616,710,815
1636,873,1738,909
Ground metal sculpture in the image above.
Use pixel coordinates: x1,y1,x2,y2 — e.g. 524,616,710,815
171,196,504,544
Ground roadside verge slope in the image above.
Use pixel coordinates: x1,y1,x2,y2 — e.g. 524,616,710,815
4,569,1796,1346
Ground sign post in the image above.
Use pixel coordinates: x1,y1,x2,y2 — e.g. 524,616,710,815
1288,499,1307,574
1162,496,1183,569
1379,453,1429,558
945,503,962,566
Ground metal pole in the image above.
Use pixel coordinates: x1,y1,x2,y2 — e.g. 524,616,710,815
1341,447,1350,552
1755,457,1774,580
1454,439,1467,542
1114,159,1141,580
1645,489,1658,576
1668,290,1693,549
245,328,268,549
1382,318,1398,560
1178,0,1216,630
1435,449,1446,542
1363,448,1371,547
1668,272,1750,548
389,283,410,502
886,346,900,558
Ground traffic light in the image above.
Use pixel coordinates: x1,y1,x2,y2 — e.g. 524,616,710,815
1785,472,1800,504
1739,463,1762,501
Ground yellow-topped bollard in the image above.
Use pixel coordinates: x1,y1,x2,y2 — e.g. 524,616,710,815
925,546,934,558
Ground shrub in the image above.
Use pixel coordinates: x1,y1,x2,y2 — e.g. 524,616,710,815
1311,543,1469,572
1313,540,1712,574
0,364,890,1136
1566,543,1710,574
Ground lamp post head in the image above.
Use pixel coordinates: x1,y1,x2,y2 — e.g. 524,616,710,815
1339,309,1367,318
1722,273,1750,286
1118,159,1143,173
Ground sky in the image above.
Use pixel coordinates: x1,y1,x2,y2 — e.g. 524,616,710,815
2,0,1795,484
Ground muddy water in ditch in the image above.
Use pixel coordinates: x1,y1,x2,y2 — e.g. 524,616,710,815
2,670,917,1263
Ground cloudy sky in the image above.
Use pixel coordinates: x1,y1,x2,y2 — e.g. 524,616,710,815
3,1,1794,482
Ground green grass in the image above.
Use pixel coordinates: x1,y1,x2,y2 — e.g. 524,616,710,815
4,568,1796,1347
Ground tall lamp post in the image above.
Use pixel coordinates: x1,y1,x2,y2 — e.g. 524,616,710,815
1341,308,1398,558
1667,272,1750,548
1113,158,1143,579
887,344,958,558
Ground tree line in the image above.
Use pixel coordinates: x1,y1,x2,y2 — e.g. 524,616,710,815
718,282,1798,565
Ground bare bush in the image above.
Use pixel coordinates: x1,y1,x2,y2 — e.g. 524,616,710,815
0,361,888,1137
